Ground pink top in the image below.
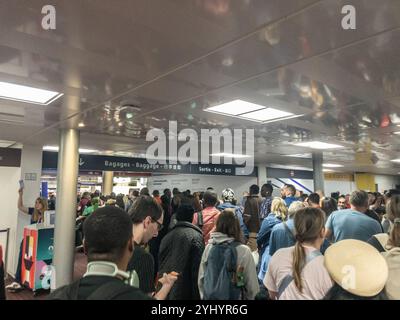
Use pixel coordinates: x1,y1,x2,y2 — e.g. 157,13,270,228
192,207,221,244
264,245,333,300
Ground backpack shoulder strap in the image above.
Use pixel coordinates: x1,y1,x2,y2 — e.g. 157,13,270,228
86,280,134,300
373,233,390,251
197,211,204,228
277,249,322,299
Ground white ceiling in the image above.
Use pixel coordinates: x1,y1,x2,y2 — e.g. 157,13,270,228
0,0,400,175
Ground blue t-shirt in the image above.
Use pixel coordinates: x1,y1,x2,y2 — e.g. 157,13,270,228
269,218,330,256
284,196,298,208
325,209,382,242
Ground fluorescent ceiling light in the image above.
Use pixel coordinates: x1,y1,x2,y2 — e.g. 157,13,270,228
43,146,98,153
205,99,303,123
211,153,252,158
79,148,98,154
323,163,344,168
394,131,400,135
240,108,294,122
43,146,59,151
294,141,344,149
0,140,15,148
206,99,265,116
283,153,312,158
0,82,63,105
323,169,334,172
391,159,400,163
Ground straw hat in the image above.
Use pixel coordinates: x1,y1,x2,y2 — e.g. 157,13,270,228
324,239,389,297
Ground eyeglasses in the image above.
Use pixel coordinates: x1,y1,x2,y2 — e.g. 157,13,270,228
151,217,163,231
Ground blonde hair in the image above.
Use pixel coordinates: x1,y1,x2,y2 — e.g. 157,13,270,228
292,207,326,292
33,197,48,223
271,197,288,220
288,201,305,218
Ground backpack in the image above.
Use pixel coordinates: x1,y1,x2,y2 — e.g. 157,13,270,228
48,279,136,300
203,241,244,300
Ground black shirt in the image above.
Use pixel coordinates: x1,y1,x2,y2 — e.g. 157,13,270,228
48,276,152,300
127,244,155,294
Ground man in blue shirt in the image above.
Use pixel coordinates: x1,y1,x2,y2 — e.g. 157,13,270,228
324,190,383,243
283,184,298,208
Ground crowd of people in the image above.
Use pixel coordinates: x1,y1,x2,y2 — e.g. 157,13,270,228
3,183,400,300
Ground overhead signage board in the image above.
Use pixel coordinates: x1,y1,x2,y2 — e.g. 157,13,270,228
266,167,314,179
0,147,21,167
42,152,257,177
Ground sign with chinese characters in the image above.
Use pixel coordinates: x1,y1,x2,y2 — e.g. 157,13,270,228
42,152,257,177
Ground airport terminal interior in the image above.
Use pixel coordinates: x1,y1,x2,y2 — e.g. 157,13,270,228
1,0,400,301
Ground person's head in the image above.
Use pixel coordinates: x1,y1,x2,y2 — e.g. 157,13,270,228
206,187,214,191
203,190,218,207
115,194,125,209
221,188,235,203
152,190,160,197
320,197,338,217
337,196,347,210
215,209,243,243
91,197,100,211
33,197,48,222
35,197,48,212
271,197,288,220
285,184,296,197
287,201,305,218
307,193,320,208
350,190,369,212
249,184,259,196
292,207,326,292
163,188,172,198
386,194,400,248
83,206,134,269
140,187,150,196
129,195,163,244
261,183,273,198
132,190,139,198
186,190,191,195
280,185,287,198
82,192,90,200
175,204,195,223
368,192,377,206
324,239,388,299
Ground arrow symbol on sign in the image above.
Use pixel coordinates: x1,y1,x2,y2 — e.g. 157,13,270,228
79,158,85,166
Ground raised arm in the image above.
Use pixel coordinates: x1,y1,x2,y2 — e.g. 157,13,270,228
17,189,29,214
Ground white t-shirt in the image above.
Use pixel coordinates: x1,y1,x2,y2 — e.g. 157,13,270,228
264,245,333,300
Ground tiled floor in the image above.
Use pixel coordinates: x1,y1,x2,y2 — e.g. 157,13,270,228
5,252,87,300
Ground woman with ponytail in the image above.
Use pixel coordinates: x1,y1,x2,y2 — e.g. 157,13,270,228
264,207,333,300
367,194,400,299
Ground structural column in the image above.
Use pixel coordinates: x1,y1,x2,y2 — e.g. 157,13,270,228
102,171,114,195
312,152,324,194
53,129,80,288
